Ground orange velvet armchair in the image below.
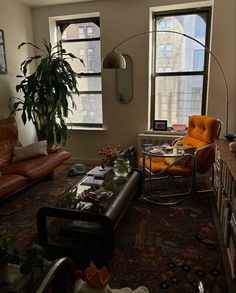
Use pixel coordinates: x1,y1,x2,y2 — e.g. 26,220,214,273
140,115,221,193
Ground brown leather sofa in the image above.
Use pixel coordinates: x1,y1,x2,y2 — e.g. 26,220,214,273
0,117,71,201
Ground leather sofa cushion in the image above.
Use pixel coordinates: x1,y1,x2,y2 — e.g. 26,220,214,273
0,118,22,167
0,175,26,198
0,117,19,142
0,140,13,167
2,151,71,180
0,139,22,167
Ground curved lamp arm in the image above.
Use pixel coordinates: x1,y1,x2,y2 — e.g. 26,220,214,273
102,29,229,134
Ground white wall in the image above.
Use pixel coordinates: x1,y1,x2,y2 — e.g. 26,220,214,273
29,0,235,161
207,0,236,135
0,0,37,145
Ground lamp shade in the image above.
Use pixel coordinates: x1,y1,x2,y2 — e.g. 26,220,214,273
102,50,126,69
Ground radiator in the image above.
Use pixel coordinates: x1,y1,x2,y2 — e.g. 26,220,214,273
137,133,182,158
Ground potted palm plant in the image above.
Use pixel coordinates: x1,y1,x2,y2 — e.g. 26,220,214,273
12,40,83,146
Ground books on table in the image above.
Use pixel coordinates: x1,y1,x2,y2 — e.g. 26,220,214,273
86,166,112,178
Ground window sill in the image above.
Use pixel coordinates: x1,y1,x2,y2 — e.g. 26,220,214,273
145,130,187,136
68,126,107,131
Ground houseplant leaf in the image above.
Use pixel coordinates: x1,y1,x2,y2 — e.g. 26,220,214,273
13,40,82,145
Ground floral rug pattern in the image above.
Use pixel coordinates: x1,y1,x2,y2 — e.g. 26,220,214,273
0,167,81,251
0,167,228,292
108,195,228,292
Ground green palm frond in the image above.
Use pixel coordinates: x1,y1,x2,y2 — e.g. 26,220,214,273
13,40,83,145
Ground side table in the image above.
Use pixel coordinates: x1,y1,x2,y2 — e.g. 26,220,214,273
141,145,195,205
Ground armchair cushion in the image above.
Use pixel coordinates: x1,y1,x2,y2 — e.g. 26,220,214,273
182,136,207,148
188,115,220,144
140,115,221,176
181,115,220,173
141,157,192,176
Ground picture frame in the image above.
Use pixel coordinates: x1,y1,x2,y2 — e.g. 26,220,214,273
0,30,7,74
153,120,168,131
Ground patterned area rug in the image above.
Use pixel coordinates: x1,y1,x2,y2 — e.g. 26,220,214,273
0,166,82,251
0,167,228,292
108,194,227,293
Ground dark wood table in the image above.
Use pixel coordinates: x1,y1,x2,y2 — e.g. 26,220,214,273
36,168,142,261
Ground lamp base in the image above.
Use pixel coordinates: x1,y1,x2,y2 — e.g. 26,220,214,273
224,134,236,142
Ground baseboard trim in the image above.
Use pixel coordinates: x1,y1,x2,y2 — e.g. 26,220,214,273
66,157,100,166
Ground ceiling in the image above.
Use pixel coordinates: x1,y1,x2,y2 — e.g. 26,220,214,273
19,0,95,7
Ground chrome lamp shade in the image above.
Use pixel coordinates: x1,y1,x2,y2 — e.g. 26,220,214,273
102,50,126,69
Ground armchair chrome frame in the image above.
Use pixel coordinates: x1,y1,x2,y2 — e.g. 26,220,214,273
35,257,75,293
141,118,222,205
141,150,196,206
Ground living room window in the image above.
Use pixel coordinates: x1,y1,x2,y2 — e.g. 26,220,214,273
151,8,211,128
57,17,103,128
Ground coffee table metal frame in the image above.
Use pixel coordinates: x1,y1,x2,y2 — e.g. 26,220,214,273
37,169,142,260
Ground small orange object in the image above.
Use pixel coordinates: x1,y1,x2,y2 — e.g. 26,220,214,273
84,262,109,289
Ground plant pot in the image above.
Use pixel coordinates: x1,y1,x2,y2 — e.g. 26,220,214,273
47,144,62,153
0,257,9,285
113,159,131,177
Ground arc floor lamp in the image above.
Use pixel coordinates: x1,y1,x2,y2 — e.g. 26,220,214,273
102,30,231,138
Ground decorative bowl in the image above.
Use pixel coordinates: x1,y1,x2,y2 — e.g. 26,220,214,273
224,134,236,142
172,124,187,132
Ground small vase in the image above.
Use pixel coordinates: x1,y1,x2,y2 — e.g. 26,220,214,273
113,159,131,177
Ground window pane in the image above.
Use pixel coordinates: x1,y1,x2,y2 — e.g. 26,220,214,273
62,41,101,73
154,75,203,125
193,49,204,71
62,22,100,40
159,18,173,30
78,76,102,91
66,94,103,124
156,13,207,72
195,16,206,38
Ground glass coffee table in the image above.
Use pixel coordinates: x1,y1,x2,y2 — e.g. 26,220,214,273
36,168,142,261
